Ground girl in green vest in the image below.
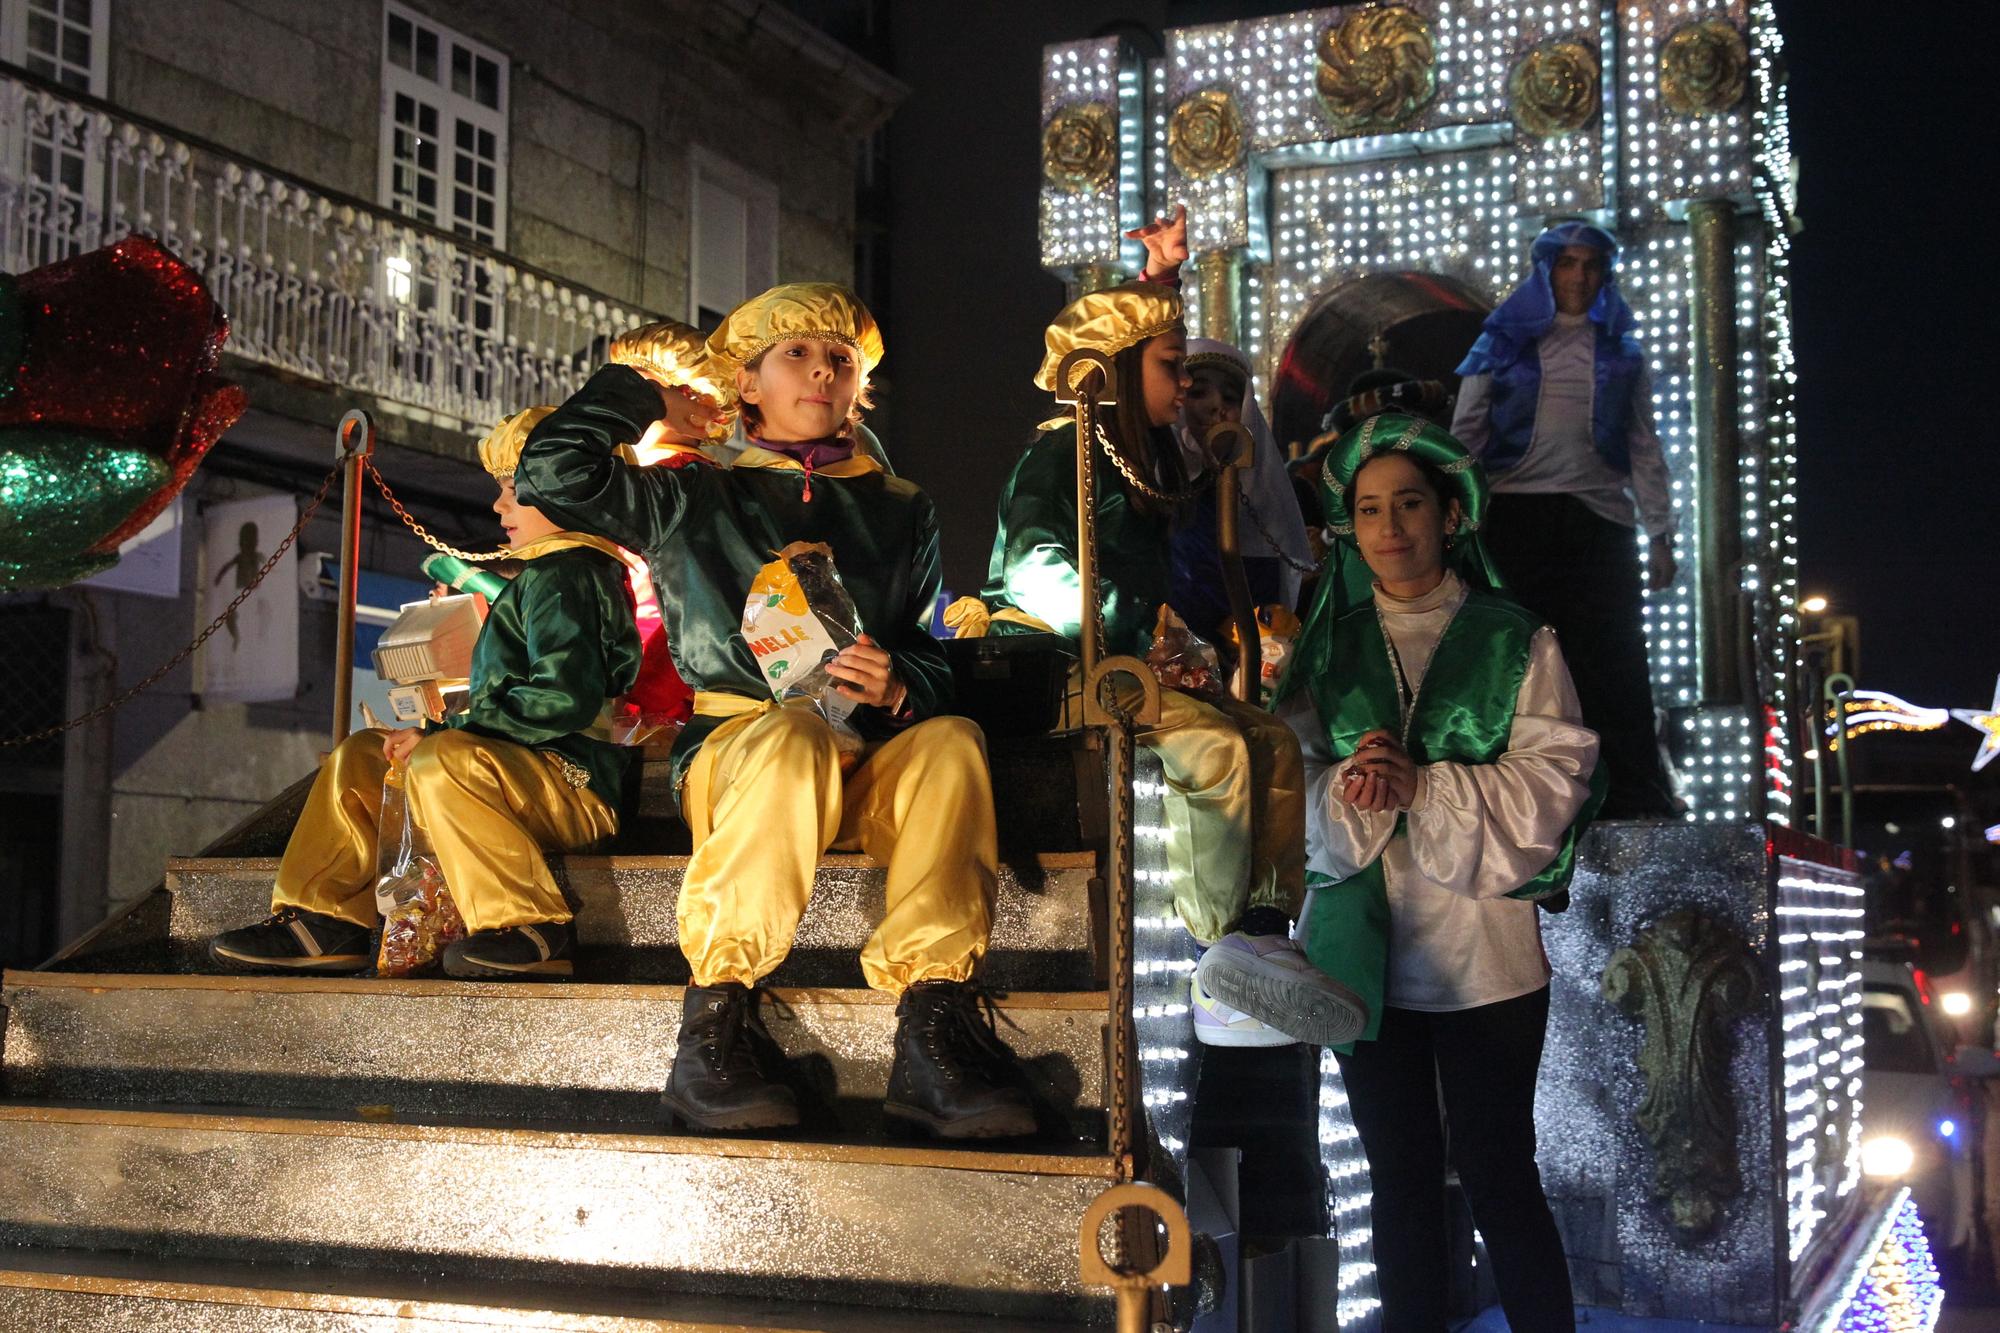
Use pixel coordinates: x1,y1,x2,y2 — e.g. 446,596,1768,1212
1273,412,1602,1332
974,281,1365,1050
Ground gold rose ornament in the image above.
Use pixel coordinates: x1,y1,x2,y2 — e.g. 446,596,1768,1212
1043,101,1118,193
1510,38,1600,138
1659,18,1749,116
1169,89,1244,178
1315,5,1437,135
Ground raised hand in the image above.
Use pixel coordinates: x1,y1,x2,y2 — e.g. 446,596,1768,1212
1125,203,1189,278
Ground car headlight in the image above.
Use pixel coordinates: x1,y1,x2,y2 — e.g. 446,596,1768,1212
1862,1135,1916,1178
1942,991,1974,1017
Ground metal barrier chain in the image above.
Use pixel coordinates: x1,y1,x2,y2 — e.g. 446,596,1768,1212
1094,422,1214,505
1106,695,1138,1181
0,463,342,748
364,459,512,562
1242,487,1321,577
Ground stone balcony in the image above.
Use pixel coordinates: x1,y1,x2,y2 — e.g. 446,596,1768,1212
0,66,649,440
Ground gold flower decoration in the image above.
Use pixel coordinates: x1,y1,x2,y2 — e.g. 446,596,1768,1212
1168,89,1244,178
1042,101,1117,193
1510,38,1600,138
1315,5,1437,135
1659,18,1749,116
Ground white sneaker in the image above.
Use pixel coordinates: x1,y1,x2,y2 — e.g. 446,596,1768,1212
1191,972,1295,1047
1195,930,1368,1047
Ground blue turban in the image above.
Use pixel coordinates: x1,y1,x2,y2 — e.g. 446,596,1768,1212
1456,221,1638,378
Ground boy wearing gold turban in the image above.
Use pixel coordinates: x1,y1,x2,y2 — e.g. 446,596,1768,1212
517,283,1033,1139
211,410,643,977
976,282,1365,1051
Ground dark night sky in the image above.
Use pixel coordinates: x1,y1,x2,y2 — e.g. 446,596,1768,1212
880,2,1999,711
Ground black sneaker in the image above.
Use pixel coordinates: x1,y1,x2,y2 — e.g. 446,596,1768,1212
884,980,1036,1140
209,908,374,974
660,983,801,1131
442,922,574,978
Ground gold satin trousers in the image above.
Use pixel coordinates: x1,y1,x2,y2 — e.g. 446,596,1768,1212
1070,675,1306,944
271,729,617,933
678,702,998,995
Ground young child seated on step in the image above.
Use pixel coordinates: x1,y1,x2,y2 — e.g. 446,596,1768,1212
516,283,1035,1139
210,411,643,978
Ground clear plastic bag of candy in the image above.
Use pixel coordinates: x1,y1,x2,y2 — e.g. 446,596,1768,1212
742,541,868,767
372,763,467,977
1146,605,1227,702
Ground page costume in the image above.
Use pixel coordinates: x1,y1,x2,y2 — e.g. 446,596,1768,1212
517,284,996,996
977,283,1303,946
272,410,642,936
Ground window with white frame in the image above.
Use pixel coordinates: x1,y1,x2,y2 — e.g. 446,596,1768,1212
689,148,777,327
377,4,507,399
1,0,110,264
379,3,506,245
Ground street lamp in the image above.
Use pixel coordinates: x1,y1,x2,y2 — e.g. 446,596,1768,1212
1801,594,1829,614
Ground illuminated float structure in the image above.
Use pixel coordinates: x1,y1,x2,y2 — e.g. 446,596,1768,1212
1037,3,1928,1328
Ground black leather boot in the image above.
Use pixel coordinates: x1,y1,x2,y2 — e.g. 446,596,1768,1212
884,980,1036,1139
660,983,800,1131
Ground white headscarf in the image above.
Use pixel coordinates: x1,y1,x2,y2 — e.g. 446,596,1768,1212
1176,338,1316,608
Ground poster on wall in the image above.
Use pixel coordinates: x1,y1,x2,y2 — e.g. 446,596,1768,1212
81,496,185,599
198,493,299,703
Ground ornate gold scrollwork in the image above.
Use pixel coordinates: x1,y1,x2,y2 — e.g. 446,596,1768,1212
1510,37,1601,138
1168,89,1244,178
1043,101,1118,193
1659,18,1749,116
1315,5,1437,135
1601,910,1764,1242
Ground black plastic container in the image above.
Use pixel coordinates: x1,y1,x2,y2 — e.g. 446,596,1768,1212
941,633,1076,737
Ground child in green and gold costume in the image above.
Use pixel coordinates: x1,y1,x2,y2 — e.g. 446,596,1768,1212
516,283,1034,1140
210,410,643,979
973,281,1365,1050
1273,412,1603,1331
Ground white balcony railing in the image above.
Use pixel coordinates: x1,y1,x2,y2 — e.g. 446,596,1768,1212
0,68,646,431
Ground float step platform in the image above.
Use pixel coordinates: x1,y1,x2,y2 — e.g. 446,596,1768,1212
0,972,1108,1134
141,852,1099,989
0,1247,1097,1330
0,1102,1116,1320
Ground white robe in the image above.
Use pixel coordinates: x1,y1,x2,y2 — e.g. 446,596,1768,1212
1276,571,1600,1011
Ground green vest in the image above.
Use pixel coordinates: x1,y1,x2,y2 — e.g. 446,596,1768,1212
1300,587,1603,1046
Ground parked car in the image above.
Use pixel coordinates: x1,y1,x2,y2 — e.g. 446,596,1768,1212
1860,958,1981,1268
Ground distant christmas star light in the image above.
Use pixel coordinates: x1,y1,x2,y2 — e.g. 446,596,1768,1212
1950,675,2000,773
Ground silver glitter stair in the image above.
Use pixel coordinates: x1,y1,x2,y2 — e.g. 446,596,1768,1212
0,1102,1114,1319
155,853,1098,988
0,971,1107,1133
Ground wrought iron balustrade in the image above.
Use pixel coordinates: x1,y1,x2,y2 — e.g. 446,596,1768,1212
0,67,647,431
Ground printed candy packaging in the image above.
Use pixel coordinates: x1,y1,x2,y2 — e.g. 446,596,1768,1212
742,541,867,767
1225,604,1303,709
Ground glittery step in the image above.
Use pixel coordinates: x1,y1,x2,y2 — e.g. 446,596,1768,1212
0,1244,1099,1331
0,1102,1115,1319
0,972,1108,1135
155,853,1101,989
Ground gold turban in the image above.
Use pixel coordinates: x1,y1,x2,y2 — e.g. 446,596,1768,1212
1034,281,1184,392
704,283,885,381
477,405,555,479
610,319,728,403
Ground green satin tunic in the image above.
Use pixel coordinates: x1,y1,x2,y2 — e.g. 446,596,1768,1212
980,422,1172,659
515,365,953,792
445,545,641,814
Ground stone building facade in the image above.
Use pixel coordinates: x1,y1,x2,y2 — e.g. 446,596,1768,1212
0,0,900,960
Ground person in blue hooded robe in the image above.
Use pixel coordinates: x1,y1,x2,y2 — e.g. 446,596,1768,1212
1449,221,1679,817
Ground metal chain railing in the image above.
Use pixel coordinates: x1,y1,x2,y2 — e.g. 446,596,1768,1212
364,459,512,562
1093,423,1215,506
0,463,341,748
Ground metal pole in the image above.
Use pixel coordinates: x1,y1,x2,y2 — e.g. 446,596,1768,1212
331,410,376,745
1826,672,1854,849
1688,200,1744,704
1192,248,1241,347
1207,421,1260,703
1807,661,1828,837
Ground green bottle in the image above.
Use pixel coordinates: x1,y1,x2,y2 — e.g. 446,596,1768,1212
420,551,507,600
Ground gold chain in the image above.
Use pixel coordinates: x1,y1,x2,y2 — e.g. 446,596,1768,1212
1078,393,1109,660
1093,425,1214,505
365,460,512,561
0,464,342,748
